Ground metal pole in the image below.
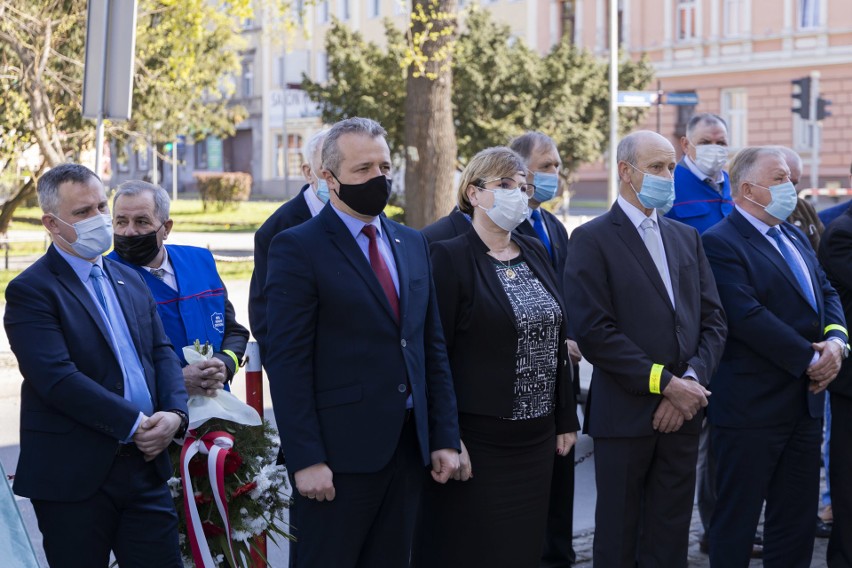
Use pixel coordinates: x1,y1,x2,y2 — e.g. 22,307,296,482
809,70,820,190
243,341,268,568
151,137,158,186
656,79,662,134
94,1,111,177
172,139,178,200
607,0,619,206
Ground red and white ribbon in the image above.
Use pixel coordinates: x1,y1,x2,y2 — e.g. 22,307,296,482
180,430,237,567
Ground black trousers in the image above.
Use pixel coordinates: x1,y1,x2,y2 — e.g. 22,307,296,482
32,449,181,568
828,394,852,568
709,417,821,568
592,432,699,568
289,419,423,568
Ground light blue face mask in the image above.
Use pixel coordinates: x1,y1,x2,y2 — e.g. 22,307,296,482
627,163,675,211
315,178,329,204
746,180,797,221
532,171,559,203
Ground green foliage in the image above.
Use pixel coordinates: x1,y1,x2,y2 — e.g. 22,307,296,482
304,8,654,178
302,19,407,155
194,172,253,212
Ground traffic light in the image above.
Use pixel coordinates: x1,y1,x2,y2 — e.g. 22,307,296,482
163,141,174,153
791,77,811,119
817,97,832,120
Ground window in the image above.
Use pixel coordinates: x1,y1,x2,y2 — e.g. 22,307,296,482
369,0,380,18
288,134,302,176
318,0,330,24
338,0,350,20
723,0,747,37
799,0,820,29
241,59,254,98
394,0,408,16
316,52,328,84
195,139,208,170
563,0,576,45
677,0,697,42
292,0,305,25
137,147,149,172
720,88,747,149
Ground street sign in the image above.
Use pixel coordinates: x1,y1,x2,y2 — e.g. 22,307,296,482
617,91,660,107
665,92,699,106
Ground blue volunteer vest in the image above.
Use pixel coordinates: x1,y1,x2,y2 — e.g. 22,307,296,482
108,245,226,366
666,161,734,234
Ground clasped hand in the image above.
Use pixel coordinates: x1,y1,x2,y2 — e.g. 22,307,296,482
183,358,226,397
662,376,710,421
807,340,843,393
133,411,182,461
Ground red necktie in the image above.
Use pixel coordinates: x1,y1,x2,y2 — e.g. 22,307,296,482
361,225,400,322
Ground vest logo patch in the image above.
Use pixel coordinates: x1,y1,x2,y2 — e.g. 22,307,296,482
211,312,225,334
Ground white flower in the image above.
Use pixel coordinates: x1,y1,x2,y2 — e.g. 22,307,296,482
167,477,182,499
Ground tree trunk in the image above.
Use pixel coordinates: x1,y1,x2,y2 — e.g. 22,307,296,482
403,0,458,229
0,170,41,236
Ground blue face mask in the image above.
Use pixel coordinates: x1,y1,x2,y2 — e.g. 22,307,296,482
532,171,559,203
746,181,797,221
627,163,675,211
315,178,329,204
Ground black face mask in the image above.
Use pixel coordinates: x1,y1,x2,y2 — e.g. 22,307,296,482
331,173,392,217
113,230,162,266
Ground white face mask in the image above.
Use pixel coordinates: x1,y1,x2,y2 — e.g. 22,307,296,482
692,143,728,177
53,213,113,258
478,188,530,232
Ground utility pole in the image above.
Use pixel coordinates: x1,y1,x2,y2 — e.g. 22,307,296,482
607,0,619,206
809,71,819,190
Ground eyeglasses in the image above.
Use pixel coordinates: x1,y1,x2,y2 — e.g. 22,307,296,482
476,177,535,197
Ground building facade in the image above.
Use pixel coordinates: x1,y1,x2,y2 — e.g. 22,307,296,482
570,0,852,199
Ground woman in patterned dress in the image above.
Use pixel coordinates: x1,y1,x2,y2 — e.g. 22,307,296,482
413,147,580,567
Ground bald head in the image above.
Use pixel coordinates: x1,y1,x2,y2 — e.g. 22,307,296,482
617,130,676,213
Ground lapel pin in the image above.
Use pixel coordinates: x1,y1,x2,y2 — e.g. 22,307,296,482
117,280,125,285
394,238,400,243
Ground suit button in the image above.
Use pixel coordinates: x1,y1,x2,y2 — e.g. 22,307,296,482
398,384,407,393
675,326,682,333
401,339,407,347
115,383,123,391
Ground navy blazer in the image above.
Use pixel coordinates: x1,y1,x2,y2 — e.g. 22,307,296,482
819,206,852,399
4,246,187,501
264,205,460,475
515,208,570,286
565,202,727,437
430,228,579,433
702,208,847,427
421,207,470,244
248,185,313,361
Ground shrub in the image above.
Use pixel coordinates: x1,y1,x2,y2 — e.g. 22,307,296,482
194,172,252,211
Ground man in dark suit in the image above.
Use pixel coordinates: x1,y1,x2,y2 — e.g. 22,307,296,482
249,128,328,361
817,199,852,567
421,206,469,242
3,164,188,567
702,146,848,567
565,130,727,567
265,117,460,567
509,131,581,568
108,181,249,395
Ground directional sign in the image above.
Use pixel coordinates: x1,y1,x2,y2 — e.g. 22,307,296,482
665,92,699,106
617,91,660,107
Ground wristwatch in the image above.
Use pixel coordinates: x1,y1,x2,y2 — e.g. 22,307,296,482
828,337,850,360
169,409,190,439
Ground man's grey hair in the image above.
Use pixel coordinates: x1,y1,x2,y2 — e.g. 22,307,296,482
768,145,802,173
37,164,100,214
322,117,387,175
728,146,785,197
303,129,330,174
113,180,171,223
509,131,557,165
686,113,728,139
616,133,641,166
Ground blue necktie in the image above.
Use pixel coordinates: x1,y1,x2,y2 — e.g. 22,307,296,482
530,209,553,259
90,264,155,416
767,227,817,311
